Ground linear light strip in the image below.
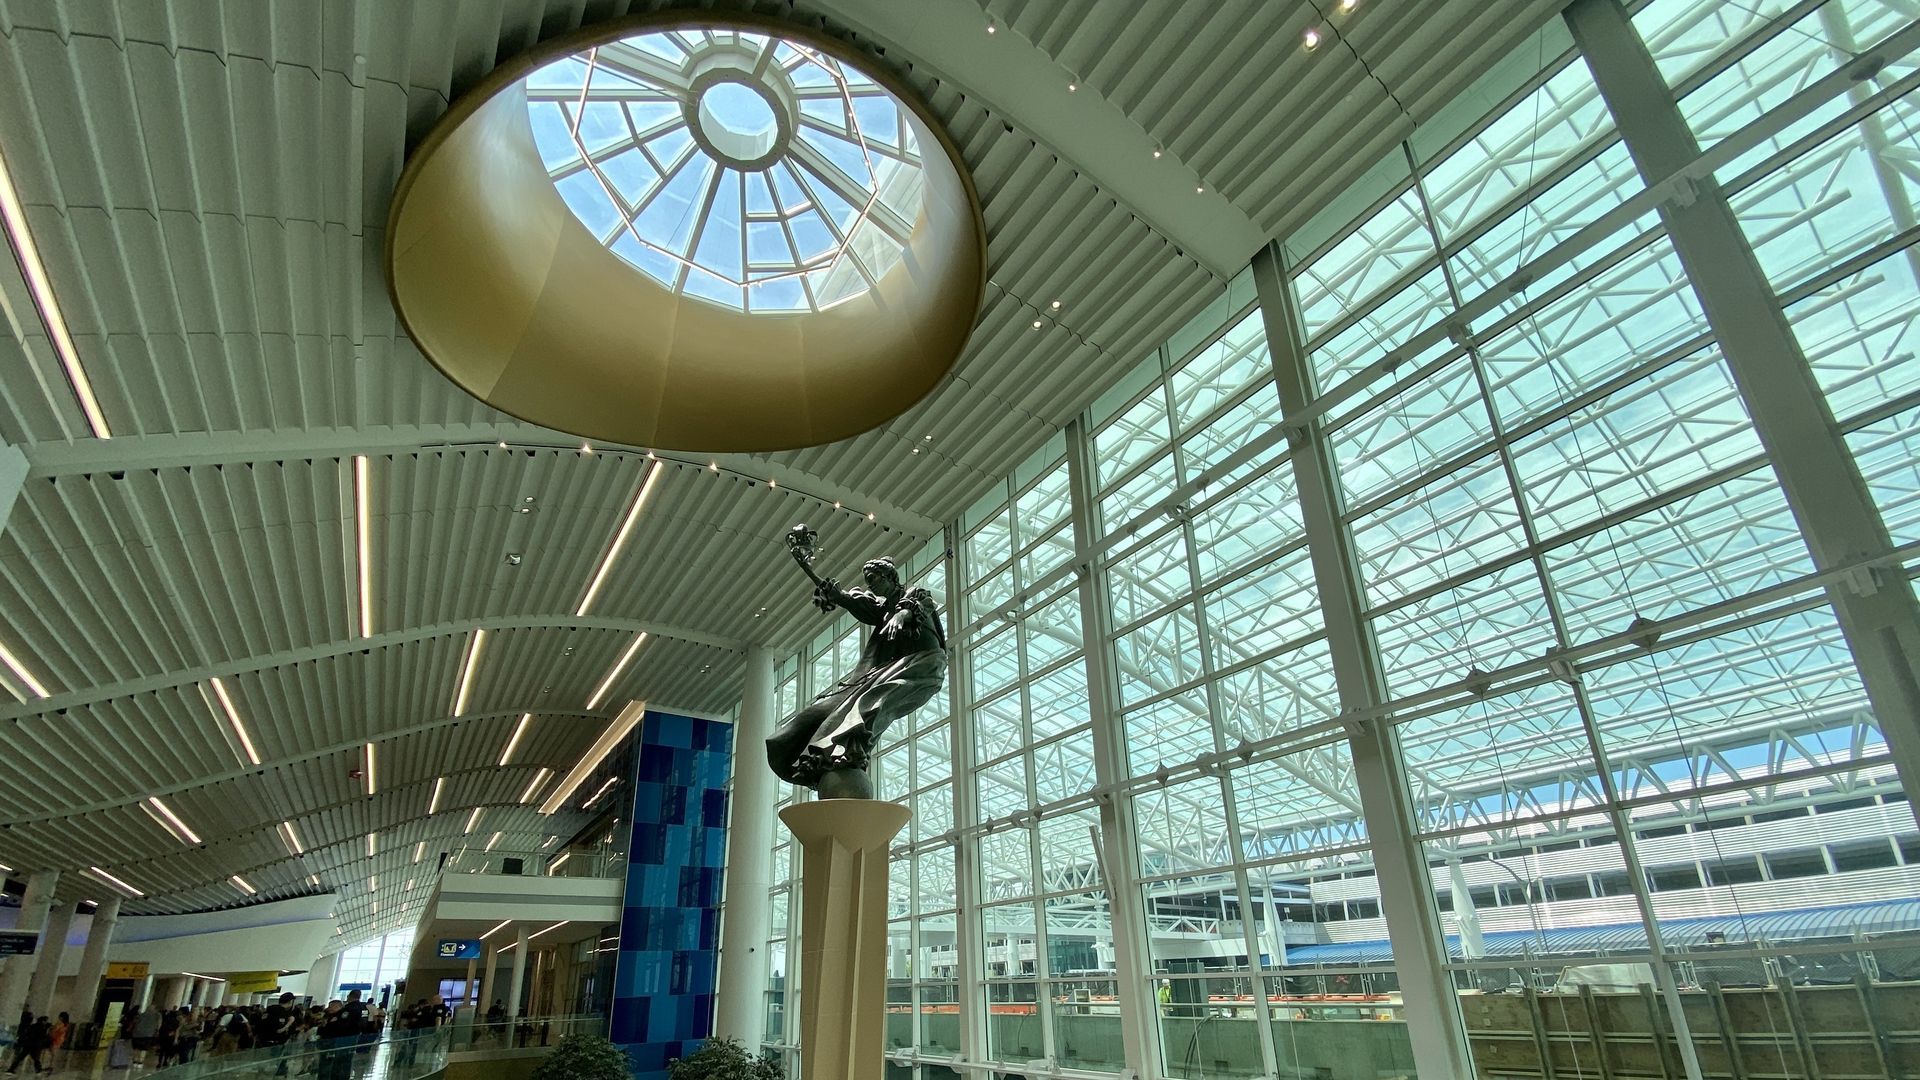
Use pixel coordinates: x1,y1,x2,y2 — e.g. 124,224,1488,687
538,700,645,815
0,638,51,701
86,866,143,898
0,137,110,438
364,743,377,796
144,797,202,845
518,767,552,805
499,713,532,766
548,852,571,876
485,831,503,852
464,807,483,835
429,777,446,816
354,456,374,638
480,919,511,941
279,821,305,856
366,833,376,858
451,628,488,716
575,463,662,616
230,875,256,896
208,677,262,766
585,633,648,711
413,841,425,864
528,920,570,941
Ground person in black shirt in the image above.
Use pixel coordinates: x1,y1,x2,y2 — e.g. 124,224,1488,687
4,1015,49,1074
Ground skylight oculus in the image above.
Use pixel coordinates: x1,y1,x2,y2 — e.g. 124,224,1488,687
525,28,924,314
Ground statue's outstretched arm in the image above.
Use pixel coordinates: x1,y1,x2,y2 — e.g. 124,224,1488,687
827,584,889,625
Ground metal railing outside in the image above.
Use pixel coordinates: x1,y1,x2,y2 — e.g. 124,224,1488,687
441,846,624,879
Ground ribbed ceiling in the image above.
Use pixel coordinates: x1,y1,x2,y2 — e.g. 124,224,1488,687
0,0,1560,945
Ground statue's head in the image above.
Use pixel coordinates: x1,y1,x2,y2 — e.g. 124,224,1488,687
862,557,903,597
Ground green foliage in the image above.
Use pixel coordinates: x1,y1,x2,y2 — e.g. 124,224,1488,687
666,1037,782,1080
528,1032,634,1080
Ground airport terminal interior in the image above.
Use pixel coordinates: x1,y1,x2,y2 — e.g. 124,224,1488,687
0,0,1917,1078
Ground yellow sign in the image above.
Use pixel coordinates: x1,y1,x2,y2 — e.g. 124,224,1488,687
228,971,280,994
105,961,149,979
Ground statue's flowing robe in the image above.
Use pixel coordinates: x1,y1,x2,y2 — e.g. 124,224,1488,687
767,586,946,788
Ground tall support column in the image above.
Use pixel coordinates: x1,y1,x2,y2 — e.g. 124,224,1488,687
305,951,340,1002
79,897,123,1015
1065,421,1163,1080
482,947,499,1013
715,645,777,1047
944,523,991,1069
25,902,74,1018
1253,249,1477,1080
0,870,58,1030
507,926,528,1018
464,959,477,1008
1566,0,1920,826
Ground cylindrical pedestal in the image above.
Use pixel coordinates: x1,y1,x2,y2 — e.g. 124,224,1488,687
780,800,910,1080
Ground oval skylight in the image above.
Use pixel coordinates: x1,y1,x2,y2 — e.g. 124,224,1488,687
524,28,926,314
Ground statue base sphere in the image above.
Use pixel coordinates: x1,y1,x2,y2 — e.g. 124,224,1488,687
818,767,874,800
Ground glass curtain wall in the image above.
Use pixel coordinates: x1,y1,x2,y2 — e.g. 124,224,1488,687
755,1,1920,1077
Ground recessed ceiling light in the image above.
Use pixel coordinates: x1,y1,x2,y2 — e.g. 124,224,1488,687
1032,319,1042,329
0,138,110,438
1303,27,1322,49
208,677,262,767
485,831,503,852
1152,149,1163,159
1067,82,1077,92
353,455,375,637
519,767,553,805
144,797,202,845
496,440,508,449
580,442,594,455
529,920,570,941
279,821,305,856
86,866,143,898
481,919,512,941
230,874,256,896
1196,185,1206,193
428,777,446,816
708,462,719,472
500,713,533,766
1340,0,1358,10
1050,300,1062,310
867,512,877,521
0,638,50,701
585,634,649,711
910,447,920,455
923,434,933,441
413,841,425,863
767,478,776,489
464,807,483,835
364,744,378,796
452,628,489,717
986,19,996,33
366,832,376,858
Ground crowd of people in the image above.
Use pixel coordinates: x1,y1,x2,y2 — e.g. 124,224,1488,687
7,988,460,1077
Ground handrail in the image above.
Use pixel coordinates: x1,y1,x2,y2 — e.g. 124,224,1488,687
137,1012,607,1079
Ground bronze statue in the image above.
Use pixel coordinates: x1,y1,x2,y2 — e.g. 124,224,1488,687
766,525,947,799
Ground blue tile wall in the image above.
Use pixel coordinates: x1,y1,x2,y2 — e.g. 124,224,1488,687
611,710,734,1079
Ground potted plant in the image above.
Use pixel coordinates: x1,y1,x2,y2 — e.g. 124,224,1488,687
529,1032,634,1080
667,1037,782,1079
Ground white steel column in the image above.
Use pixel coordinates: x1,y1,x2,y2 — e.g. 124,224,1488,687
482,947,499,1013
1566,0,1920,828
25,901,74,1018
1253,248,1477,1080
0,870,57,1029
70,896,120,1021
716,645,777,1047
507,926,528,1018
1065,420,1163,1079
944,522,990,1069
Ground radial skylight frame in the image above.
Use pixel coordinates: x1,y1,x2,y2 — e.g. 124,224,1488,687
524,28,925,314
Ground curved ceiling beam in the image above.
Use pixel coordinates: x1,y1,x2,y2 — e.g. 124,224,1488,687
0,701,723,825
813,0,1260,277
0,614,741,722
15,423,943,537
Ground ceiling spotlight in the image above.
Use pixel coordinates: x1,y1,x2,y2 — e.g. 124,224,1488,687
910,447,920,454
708,462,719,472
923,434,933,441
1032,319,1043,329
506,553,522,565
833,501,842,509
1152,149,1163,160
496,440,508,449
1197,185,1206,193
867,512,877,521
986,18,997,33
768,478,777,489
1067,82,1078,92
579,442,594,455
1303,27,1322,49
1340,0,1358,10
1050,300,1062,310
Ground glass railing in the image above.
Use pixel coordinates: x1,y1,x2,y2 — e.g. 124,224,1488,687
441,846,625,879
137,1012,607,1079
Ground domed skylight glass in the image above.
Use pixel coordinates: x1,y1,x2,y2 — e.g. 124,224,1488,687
524,28,926,313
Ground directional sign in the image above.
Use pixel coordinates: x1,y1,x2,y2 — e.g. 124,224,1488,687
0,931,37,956
437,939,482,960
